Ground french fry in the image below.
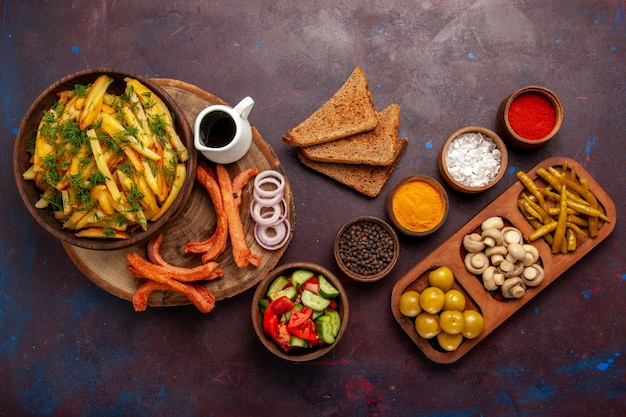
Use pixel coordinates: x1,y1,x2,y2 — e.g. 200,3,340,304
76,227,129,239
88,130,122,202
120,104,151,148
124,77,188,162
127,91,155,148
141,159,161,200
100,112,161,161
79,75,112,130
150,163,186,221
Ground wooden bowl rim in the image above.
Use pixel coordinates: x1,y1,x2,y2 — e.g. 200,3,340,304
333,216,400,281
438,126,508,194
13,68,196,250
501,85,564,146
251,262,350,361
385,175,449,237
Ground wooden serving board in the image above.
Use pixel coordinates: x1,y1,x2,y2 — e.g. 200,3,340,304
62,79,295,306
390,157,616,363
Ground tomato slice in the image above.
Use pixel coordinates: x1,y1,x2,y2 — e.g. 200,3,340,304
287,308,318,341
270,295,295,315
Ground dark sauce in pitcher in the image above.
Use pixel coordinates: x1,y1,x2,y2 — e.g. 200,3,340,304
199,111,236,148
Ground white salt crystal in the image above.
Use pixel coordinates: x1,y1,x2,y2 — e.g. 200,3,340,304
444,132,502,187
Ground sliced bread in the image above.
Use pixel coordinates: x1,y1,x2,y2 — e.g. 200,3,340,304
297,138,408,197
299,102,400,166
283,66,378,146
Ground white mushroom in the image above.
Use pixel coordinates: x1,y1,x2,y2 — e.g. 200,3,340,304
522,264,545,287
482,228,503,247
499,259,524,278
507,243,527,262
464,252,490,275
522,244,540,266
485,245,507,258
501,227,523,245
463,233,486,253
481,266,498,291
501,277,526,298
490,254,506,266
493,271,505,286
481,216,504,232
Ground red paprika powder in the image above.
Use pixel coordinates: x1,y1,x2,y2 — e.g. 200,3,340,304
507,92,556,140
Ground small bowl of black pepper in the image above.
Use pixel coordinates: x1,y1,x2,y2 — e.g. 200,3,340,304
334,216,400,282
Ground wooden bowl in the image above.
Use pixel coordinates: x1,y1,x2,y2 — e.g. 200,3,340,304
334,216,399,282
438,126,508,194
385,176,449,237
13,68,196,250
251,262,349,361
496,85,564,149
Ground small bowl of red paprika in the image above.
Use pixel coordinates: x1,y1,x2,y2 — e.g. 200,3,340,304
251,262,349,361
497,85,564,149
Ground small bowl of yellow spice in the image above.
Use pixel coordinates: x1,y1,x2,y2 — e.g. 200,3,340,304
385,176,449,237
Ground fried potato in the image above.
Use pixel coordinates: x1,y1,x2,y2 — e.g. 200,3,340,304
23,76,188,239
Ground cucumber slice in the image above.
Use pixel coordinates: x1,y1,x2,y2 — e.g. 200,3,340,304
315,315,336,344
318,275,339,298
326,310,341,336
291,269,315,289
301,290,330,311
258,298,270,314
266,275,290,297
312,309,325,320
289,335,309,348
271,285,297,301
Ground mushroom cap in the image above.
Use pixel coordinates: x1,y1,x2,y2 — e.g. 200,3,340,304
501,277,526,298
481,216,504,231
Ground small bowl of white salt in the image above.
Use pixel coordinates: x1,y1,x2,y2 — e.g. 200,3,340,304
438,126,508,194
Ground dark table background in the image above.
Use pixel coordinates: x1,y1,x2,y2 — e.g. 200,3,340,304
1,1,624,416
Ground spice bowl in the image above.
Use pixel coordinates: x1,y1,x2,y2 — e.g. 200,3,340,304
251,262,349,361
438,126,508,194
496,85,564,149
334,216,399,282
385,176,449,237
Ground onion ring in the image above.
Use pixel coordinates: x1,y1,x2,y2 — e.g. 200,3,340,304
252,187,284,207
254,218,291,250
254,170,285,198
250,198,287,226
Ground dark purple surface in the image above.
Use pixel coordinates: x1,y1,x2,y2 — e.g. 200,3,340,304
1,1,624,416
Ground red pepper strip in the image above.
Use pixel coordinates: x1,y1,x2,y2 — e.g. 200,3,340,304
263,296,295,352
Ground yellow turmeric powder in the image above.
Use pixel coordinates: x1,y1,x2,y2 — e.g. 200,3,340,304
391,179,445,233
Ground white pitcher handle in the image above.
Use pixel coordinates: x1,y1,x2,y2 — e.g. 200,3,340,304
233,96,255,120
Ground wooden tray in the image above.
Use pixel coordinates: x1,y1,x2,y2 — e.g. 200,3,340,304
391,157,616,363
62,79,295,306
